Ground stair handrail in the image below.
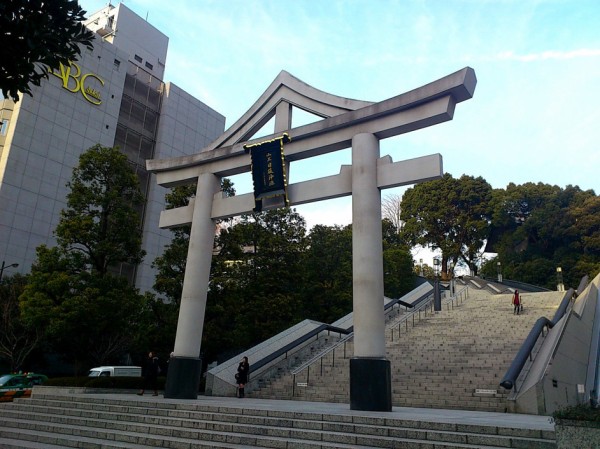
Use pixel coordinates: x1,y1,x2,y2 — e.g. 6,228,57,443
289,290,435,376
289,286,471,396
481,276,553,293
289,296,432,396
248,323,351,377
290,284,469,379
499,287,575,391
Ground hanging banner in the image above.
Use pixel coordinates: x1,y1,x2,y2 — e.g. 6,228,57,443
243,133,291,212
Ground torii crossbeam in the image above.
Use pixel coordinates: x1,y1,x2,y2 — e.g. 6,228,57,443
146,67,477,410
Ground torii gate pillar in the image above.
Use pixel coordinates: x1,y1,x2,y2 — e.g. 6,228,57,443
164,173,220,399
350,133,391,410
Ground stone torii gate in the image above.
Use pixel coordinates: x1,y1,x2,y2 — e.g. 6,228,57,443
146,67,476,411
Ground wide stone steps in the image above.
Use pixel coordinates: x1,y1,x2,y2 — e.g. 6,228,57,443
252,290,564,412
0,393,556,449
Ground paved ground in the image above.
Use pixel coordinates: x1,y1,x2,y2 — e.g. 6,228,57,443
94,392,555,431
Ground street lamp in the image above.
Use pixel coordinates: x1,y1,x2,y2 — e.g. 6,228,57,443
497,261,502,283
556,267,564,292
419,259,423,277
433,257,441,311
449,262,455,296
0,260,19,281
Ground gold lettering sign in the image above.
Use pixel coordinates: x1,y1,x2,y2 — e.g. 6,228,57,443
50,62,105,105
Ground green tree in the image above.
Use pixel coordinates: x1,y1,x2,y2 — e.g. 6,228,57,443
209,208,307,358
401,173,492,275
0,0,94,101
19,144,147,372
383,248,414,298
21,246,148,371
0,274,40,372
413,263,435,279
568,194,600,257
382,218,404,248
382,218,415,298
301,224,353,323
488,183,599,288
55,144,146,274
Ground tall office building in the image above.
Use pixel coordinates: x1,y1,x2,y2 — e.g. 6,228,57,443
0,3,225,292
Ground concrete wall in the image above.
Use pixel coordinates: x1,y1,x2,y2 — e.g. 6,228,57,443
542,276,599,414
205,319,331,397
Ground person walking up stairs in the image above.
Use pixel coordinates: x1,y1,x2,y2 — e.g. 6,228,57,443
512,289,521,315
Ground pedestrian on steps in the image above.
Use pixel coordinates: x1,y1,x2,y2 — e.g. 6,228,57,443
512,290,521,315
236,356,250,398
138,351,160,396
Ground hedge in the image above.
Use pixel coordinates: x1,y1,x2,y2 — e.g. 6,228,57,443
45,376,166,390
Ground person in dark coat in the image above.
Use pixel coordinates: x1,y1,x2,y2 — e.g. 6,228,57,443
137,351,160,396
236,356,250,398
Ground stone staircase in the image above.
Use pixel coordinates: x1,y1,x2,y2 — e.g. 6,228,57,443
252,288,565,412
0,392,556,448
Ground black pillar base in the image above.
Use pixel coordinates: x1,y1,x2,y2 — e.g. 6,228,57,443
164,356,202,399
350,357,392,411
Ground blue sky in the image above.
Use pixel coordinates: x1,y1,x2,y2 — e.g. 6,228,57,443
80,0,600,249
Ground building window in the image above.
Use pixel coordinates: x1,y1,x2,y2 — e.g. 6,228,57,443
134,54,143,63
0,119,8,136
114,59,121,70
145,61,153,70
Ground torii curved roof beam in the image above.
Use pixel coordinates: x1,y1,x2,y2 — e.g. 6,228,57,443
147,67,476,188
209,70,374,150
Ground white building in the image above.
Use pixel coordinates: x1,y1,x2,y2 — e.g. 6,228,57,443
0,3,225,292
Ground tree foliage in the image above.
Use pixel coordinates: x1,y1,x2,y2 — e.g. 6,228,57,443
206,208,308,359
21,246,147,371
383,248,414,298
301,224,353,323
0,0,94,101
400,173,492,275
0,274,40,372
55,144,146,275
482,183,599,288
19,145,148,372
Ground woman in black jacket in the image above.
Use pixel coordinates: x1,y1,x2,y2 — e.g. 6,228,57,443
137,351,160,396
236,356,249,398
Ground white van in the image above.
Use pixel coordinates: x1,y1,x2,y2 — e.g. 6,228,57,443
88,366,141,377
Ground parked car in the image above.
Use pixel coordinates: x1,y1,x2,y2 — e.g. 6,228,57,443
88,366,141,377
0,372,48,402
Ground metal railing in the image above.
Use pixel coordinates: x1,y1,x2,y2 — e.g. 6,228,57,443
481,276,552,293
248,324,350,384
388,285,468,342
499,288,575,391
291,285,469,396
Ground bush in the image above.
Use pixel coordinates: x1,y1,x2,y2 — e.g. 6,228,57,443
45,377,90,387
45,376,166,390
85,376,144,389
553,403,600,423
